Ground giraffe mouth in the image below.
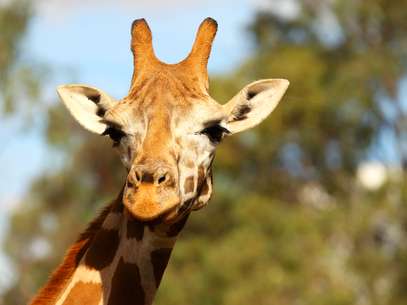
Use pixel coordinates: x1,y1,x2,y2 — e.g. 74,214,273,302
123,183,181,222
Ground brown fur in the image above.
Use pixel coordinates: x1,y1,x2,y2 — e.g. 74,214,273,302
126,217,145,240
84,229,120,270
150,248,173,287
197,165,206,186
61,282,102,305
29,200,118,305
107,258,145,305
199,178,210,196
183,176,195,194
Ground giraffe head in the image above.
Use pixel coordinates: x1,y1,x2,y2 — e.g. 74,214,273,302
57,18,289,223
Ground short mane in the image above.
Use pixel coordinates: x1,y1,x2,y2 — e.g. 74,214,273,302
29,201,117,305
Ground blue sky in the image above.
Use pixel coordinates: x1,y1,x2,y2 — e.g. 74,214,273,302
30,0,257,95
0,0,264,291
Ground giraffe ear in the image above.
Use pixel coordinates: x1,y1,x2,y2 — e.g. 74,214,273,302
57,84,117,134
223,79,289,134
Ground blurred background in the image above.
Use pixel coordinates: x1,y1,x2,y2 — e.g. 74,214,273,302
0,0,406,304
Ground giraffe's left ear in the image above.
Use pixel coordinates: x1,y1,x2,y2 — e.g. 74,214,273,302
223,79,289,134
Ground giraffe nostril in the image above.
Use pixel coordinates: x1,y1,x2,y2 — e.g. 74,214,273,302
134,170,142,183
131,166,172,186
127,180,134,188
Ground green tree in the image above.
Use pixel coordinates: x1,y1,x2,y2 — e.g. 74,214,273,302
0,0,42,304
0,0,41,117
3,1,407,305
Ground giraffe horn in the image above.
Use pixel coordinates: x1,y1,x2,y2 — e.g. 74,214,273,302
130,19,158,76
184,18,218,87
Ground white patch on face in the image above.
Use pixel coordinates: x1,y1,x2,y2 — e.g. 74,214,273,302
103,104,147,170
172,100,225,208
116,135,141,170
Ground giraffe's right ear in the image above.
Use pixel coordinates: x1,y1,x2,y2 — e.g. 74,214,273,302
57,84,116,134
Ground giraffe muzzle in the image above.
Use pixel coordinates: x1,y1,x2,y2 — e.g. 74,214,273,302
123,165,180,221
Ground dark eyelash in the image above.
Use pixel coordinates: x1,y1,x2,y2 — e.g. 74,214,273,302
102,126,126,146
200,125,230,143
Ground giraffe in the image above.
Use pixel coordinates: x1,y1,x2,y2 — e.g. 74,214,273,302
29,18,289,305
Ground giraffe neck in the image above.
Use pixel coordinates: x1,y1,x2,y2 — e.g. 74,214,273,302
30,191,189,305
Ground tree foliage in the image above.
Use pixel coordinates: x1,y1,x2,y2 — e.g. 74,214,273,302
0,0,41,116
2,1,407,304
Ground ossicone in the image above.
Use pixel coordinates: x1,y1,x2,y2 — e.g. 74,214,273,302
129,18,218,90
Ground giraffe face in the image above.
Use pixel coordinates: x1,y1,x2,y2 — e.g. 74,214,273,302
101,75,227,222
56,18,289,223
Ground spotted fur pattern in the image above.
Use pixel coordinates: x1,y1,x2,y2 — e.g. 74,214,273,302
33,16,289,305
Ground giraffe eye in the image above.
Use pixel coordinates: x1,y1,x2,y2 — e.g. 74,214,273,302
200,124,230,144
103,126,126,146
